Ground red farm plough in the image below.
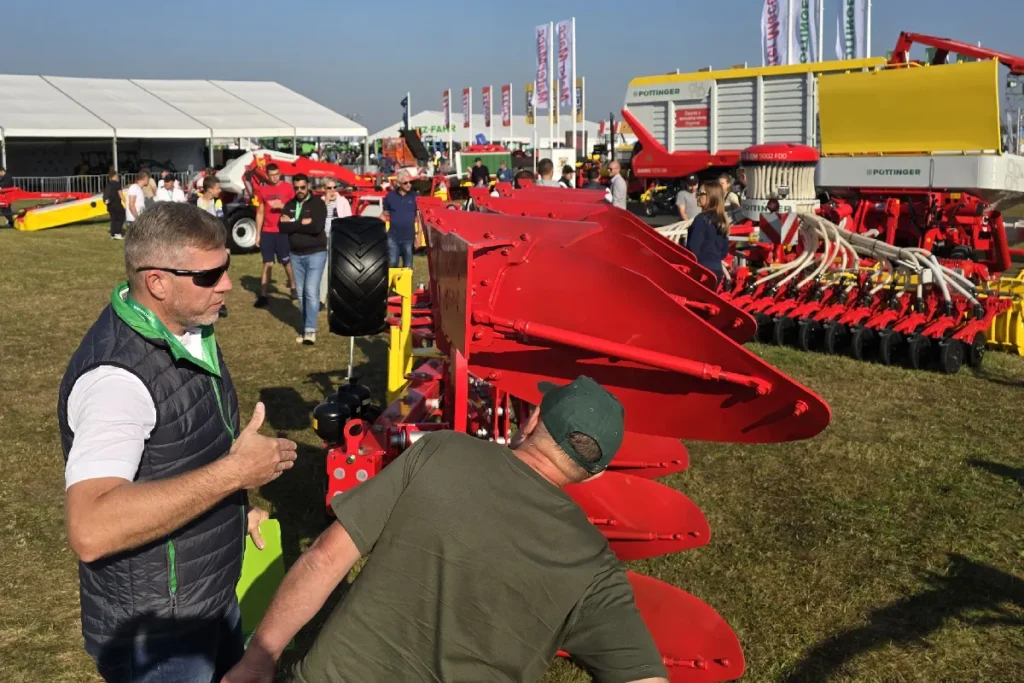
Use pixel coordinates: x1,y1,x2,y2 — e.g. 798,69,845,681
314,194,832,681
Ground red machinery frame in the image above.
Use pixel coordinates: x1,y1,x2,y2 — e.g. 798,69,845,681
317,196,833,681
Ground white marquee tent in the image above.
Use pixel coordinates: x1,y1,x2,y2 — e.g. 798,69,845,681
0,75,366,170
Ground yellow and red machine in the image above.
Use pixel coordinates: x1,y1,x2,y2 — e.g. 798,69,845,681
709,33,1024,371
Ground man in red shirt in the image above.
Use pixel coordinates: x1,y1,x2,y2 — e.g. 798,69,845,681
254,164,296,308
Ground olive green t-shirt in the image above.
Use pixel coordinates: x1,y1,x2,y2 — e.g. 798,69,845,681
292,430,667,683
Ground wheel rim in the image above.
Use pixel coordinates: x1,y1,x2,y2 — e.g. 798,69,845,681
939,340,964,374
969,332,986,369
879,332,902,366
232,218,257,249
798,322,818,352
907,335,931,370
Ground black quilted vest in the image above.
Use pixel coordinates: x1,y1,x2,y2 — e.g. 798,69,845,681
57,288,245,650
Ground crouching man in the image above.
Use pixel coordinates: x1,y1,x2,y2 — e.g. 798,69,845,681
223,376,670,683
58,202,299,682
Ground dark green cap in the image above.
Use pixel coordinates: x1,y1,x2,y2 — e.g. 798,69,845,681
538,376,625,474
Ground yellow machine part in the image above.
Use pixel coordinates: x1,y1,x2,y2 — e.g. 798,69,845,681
627,57,884,88
14,194,109,232
819,59,1003,156
986,273,1024,356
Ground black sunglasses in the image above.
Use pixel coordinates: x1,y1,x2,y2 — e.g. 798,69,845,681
136,254,230,288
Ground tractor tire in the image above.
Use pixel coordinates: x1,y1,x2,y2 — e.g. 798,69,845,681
772,316,796,346
936,338,964,375
797,320,821,352
849,325,875,361
226,207,258,254
327,216,390,337
823,323,848,355
907,334,933,370
878,331,903,366
967,332,986,370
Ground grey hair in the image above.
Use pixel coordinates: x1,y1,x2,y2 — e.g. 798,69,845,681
124,202,226,290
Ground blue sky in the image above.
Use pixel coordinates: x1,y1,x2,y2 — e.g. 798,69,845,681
1,0,1021,133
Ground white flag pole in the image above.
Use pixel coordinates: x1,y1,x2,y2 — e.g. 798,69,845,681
866,0,872,57
817,0,824,61
571,17,577,159
787,0,794,65
548,21,554,151
447,90,453,170
509,85,514,144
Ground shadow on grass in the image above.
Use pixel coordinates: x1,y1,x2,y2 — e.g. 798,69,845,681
240,274,303,334
782,554,1024,683
259,386,317,432
968,459,1024,490
308,335,390,405
969,368,1024,388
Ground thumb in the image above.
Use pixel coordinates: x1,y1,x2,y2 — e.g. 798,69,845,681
243,402,266,435
250,524,265,551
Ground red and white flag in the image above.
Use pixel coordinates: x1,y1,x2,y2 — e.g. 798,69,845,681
501,85,512,127
442,90,450,128
482,86,492,128
556,19,574,111
462,88,471,128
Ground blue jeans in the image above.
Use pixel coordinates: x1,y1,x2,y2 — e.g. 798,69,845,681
89,599,244,683
291,250,328,333
388,236,414,268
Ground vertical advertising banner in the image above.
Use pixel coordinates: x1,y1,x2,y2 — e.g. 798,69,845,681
796,0,820,63
462,88,471,128
525,83,535,125
835,0,868,59
442,90,450,128
501,84,512,127
482,86,492,129
575,77,584,124
556,19,574,111
534,23,550,109
761,0,792,67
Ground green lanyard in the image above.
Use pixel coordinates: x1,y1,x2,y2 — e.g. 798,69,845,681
293,199,305,222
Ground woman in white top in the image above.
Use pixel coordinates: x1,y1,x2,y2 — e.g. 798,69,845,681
320,179,353,305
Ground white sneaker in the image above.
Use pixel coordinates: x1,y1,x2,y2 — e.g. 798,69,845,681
303,331,316,345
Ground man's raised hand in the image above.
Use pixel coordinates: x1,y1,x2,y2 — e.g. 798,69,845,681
227,402,298,490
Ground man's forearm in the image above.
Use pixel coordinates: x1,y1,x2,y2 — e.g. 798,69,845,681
70,456,241,561
248,525,357,659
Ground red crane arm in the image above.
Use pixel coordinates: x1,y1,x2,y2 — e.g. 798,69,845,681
890,31,1024,74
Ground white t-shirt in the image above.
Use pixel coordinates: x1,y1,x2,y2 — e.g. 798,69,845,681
64,328,207,489
126,184,147,221
155,186,186,203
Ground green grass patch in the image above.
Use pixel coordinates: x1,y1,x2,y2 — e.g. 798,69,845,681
0,222,1022,682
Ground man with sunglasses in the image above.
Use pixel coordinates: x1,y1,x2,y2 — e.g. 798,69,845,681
381,169,418,268
279,174,328,345
58,202,299,683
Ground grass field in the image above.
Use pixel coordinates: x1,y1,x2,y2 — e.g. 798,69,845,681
1,222,1022,683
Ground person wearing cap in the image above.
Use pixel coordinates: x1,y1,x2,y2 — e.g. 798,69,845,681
223,376,670,683
381,169,419,268
675,174,701,227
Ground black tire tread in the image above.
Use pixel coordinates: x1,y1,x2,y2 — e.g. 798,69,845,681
327,216,390,337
